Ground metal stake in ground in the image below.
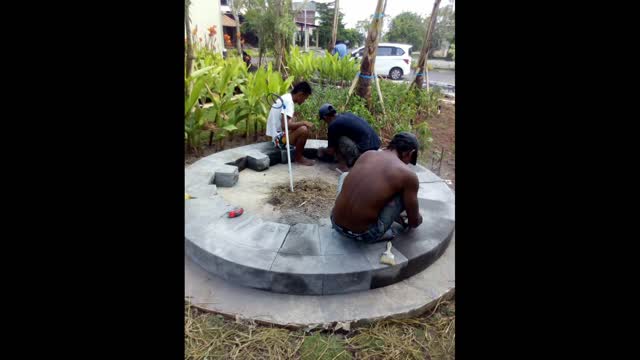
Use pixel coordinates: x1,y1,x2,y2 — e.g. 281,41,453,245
268,93,294,192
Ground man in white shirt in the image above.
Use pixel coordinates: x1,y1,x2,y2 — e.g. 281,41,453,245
266,81,316,166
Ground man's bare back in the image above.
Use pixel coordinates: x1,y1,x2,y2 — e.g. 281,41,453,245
332,149,422,233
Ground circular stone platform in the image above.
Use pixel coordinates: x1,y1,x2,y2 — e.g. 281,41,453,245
185,140,455,296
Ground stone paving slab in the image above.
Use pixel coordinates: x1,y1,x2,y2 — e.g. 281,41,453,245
359,240,410,289
244,150,270,171
211,215,290,251
417,171,442,183
185,196,232,241
184,168,216,188
321,254,373,295
187,241,278,291
270,254,325,295
278,223,321,255
185,182,218,198
318,225,361,255
418,181,454,203
212,164,239,187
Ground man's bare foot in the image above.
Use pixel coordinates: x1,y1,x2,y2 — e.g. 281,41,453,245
295,157,315,166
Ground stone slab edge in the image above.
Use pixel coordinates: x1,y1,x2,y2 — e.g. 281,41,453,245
185,234,455,329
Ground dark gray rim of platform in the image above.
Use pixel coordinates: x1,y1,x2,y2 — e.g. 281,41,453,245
185,234,455,327
185,141,455,295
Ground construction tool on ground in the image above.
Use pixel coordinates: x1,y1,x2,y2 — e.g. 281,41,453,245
227,208,244,218
380,241,396,266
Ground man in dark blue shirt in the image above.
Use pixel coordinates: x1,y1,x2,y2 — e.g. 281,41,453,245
317,103,381,172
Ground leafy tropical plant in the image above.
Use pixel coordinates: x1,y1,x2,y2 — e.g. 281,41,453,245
285,46,317,83
237,63,294,140
201,56,248,142
184,67,212,153
184,55,250,152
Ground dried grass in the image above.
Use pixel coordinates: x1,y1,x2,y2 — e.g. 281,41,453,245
185,298,455,360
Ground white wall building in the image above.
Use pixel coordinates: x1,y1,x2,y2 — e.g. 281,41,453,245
187,0,224,54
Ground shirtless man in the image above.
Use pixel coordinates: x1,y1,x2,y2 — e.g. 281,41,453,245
265,81,315,165
331,132,423,243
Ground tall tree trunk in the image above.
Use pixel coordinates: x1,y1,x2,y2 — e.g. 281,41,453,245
356,0,386,110
274,0,284,72
329,0,339,53
258,46,264,67
185,3,194,86
254,117,259,142
413,0,441,89
232,1,242,54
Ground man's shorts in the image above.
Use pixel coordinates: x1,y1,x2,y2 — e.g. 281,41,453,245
337,136,361,167
273,131,287,149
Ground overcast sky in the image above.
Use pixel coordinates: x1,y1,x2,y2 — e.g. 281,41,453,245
311,0,454,29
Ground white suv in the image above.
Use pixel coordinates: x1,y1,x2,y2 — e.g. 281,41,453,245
350,43,413,80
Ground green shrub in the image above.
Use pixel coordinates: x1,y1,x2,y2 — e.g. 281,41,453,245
286,47,358,86
185,53,294,151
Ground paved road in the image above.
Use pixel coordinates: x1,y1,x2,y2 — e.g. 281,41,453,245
420,69,455,85
399,69,454,85
249,56,455,86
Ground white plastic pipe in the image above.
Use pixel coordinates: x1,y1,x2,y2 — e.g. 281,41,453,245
283,113,294,192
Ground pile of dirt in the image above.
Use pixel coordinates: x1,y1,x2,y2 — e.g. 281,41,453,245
267,179,337,224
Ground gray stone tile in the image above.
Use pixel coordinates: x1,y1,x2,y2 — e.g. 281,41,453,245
270,254,324,295
321,254,373,294
244,150,270,171
358,241,409,289
318,225,361,255
392,215,455,261
212,150,246,164
213,215,290,251
418,198,455,220
410,164,428,173
185,167,216,187
185,239,221,275
213,164,239,187
187,157,226,172
304,139,327,149
416,171,442,183
279,223,321,255
210,241,277,289
185,196,232,243
185,182,218,198
417,181,455,203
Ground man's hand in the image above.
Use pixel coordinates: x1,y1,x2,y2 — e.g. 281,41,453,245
302,121,314,129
